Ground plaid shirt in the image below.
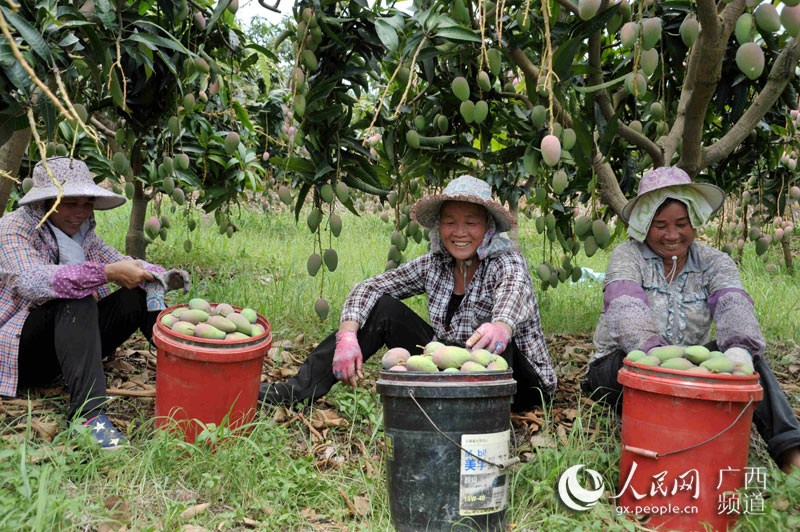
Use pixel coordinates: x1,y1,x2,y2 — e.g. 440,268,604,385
0,205,158,397
341,249,556,393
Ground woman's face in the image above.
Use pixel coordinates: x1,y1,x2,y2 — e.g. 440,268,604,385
439,201,488,262
645,200,696,260
48,196,95,236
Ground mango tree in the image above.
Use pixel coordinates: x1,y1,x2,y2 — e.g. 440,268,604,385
0,0,273,259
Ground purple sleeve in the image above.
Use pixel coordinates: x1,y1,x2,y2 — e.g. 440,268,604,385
603,279,649,312
710,288,766,358
604,280,668,353
49,262,109,298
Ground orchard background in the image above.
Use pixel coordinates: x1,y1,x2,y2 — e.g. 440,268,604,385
1,1,800,530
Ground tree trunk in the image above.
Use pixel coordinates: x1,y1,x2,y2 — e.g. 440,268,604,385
781,238,793,273
507,200,520,250
124,147,148,258
0,127,32,214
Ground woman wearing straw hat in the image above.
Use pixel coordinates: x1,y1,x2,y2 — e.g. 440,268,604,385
0,157,190,450
582,166,800,473
260,175,556,411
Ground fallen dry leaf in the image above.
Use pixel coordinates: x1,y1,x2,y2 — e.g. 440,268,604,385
311,409,347,429
180,502,211,520
562,408,579,421
241,517,260,527
530,434,556,448
353,495,370,516
180,526,209,532
97,495,131,532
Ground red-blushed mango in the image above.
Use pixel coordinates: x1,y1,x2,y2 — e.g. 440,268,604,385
648,345,685,362
432,346,471,369
620,21,639,49
451,76,470,101
314,298,329,320
736,42,764,80
782,6,800,37
382,347,411,369
460,361,487,372
144,216,161,239
486,355,509,371
470,348,493,367
241,308,258,324
214,303,234,317
227,312,252,335
207,316,236,333
181,309,210,324
790,185,800,200
194,323,226,340
193,11,206,29
189,297,212,313
172,321,196,336
641,17,662,50
733,363,754,375
541,135,561,166
226,332,250,341
680,15,699,47
389,365,408,371
405,355,438,372
754,3,780,33
578,0,600,20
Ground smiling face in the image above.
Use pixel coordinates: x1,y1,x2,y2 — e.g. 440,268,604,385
47,196,95,236
645,199,696,260
439,201,488,264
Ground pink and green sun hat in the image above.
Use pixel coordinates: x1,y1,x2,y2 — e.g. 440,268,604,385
621,166,724,222
18,157,126,210
411,175,514,232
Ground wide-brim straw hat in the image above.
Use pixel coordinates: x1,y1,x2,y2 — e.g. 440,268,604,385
411,175,514,232
621,166,725,222
18,156,125,210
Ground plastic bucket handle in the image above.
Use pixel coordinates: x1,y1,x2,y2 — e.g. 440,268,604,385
622,397,754,459
407,390,521,470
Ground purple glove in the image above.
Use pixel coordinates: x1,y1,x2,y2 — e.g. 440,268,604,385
467,322,512,354
332,330,363,385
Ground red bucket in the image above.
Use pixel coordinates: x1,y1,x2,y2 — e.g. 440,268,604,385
617,359,763,532
152,304,272,443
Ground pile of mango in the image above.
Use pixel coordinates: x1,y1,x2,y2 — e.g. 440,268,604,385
160,298,264,341
381,342,509,372
626,345,753,375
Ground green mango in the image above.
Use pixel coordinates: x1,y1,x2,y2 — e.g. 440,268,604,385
181,309,210,324
227,313,253,336
636,355,662,366
700,357,736,373
406,355,439,372
469,348,493,367
649,345,685,362
660,358,696,371
684,345,712,365
194,323,226,340
207,316,236,333
241,308,258,324
431,346,471,369
625,350,646,362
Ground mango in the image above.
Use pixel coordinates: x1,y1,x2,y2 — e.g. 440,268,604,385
561,128,576,151
227,312,253,335
161,314,179,328
578,0,600,20
442,367,459,373
189,298,212,313
473,100,488,124
171,307,187,318
451,76,470,101
624,72,647,98
552,170,568,195
476,71,491,92
584,236,598,257
314,298,329,320
172,321,196,336
278,186,292,205
181,309,210,324
684,345,712,364
323,248,338,271
641,17,662,50
459,100,475,123
620,21,639,49
625,350,646,362
144,216,161,239
687,366,710,374
175,153,190,170
214,303,234,317
112,152,129,174
700,357,736,373
194,323,226,340
680,16,699,47
755,236,769,256
487,48,502,76
660,358,696,371
432,346,471,369
436,114,449,133
320,183,334,203
531,105,546,128
486,355,509,371
330,214,342,237
207,315,236,333
423,341,445,355
334,182,349,203
405,355,438,372
736,43,764,80
574,215,592,238
460,361,487,372
250,324,265,337
591,219,611,248
226,332,250,341
470,348,494,367
636,355,661,366
389,365,408,371
307,253,322,276
224,131,240,155
406,130,420,149
649,102,663,120
307,208,323,232
649,345,685,362
735,13,753,45
541,135,561,167
640,48,658,77
733,363,754,375
382,347,411,369
241,308,258,324
709,351,725,358
172,188,185,205
754,3,780,33
536,263,552,283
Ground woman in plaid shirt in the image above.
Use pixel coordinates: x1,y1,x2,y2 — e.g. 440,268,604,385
0,157,188,449
261,175,556,412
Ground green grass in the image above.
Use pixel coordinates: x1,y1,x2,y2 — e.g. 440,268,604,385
1,201,799,531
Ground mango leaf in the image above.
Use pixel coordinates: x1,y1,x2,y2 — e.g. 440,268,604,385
551,37,581,82
243,43,278,62
574,75,626,93
0,6,51,62
433,27,481,43
375,19,399,52
93,0,117,31
231,101,254,131
127,30,189,56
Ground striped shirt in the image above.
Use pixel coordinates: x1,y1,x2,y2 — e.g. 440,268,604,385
340,249,556,393
0,205,161,397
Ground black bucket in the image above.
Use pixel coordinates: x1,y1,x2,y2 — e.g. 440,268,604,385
376,370,517,532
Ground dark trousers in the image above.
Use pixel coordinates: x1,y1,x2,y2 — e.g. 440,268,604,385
581,342,800,466
261,295,549,412
17,287,158,419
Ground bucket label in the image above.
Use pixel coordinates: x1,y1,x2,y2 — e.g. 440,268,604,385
459,430,510,515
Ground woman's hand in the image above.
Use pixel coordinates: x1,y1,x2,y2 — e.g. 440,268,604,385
466,321,512,354
332,328,363,387
104,260,155,289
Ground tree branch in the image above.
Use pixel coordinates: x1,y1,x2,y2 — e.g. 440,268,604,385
553,0,578,16
593,150,628,217
498,91,533,109
704,34,800,167
508,46,572,128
